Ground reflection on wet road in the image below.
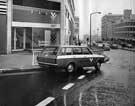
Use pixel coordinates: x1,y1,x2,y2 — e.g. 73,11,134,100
0,67,103,106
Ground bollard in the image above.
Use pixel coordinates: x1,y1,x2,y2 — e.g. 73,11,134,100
32,50,41,65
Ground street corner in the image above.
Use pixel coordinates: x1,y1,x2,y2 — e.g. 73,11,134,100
0,68,21,74
0,65,41,74
19,65,42,72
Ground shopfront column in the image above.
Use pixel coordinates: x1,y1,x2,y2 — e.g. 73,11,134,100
60,0,65,45
23,28,26,49
7,0,12,54
13,28,16,50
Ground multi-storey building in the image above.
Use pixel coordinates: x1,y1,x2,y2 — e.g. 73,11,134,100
0,0,75,54
113,10,135,43
102,9,135,44
101,13,122,40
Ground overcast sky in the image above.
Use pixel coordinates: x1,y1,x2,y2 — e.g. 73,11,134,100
75,0,135,39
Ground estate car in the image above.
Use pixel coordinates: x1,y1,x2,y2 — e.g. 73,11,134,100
37,45,109,73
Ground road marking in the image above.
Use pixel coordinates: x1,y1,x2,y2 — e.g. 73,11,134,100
62,83,74,90
64,93,67,106
36,97,55,106
78,75,85,80
106,61,111,64
79,92,83,106
94,90,99,106
86,70,92,74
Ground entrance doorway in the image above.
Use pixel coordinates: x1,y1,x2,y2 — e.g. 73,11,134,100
12,27,32,51
12,27,25,51
44,30,51,45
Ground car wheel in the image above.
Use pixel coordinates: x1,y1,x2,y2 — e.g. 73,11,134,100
66,63,75,73
95,62,101,71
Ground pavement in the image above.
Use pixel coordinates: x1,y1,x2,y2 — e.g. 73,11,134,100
0,52,41,74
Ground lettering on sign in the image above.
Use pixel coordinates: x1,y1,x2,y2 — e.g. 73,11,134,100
89,58,93,62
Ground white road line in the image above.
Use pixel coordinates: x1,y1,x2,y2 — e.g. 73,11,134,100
36,97,55,106
79,92,83,106
86,70,92,74
62,83,75,90
78,75,85,80
106,61,111,64
94,91,99,106
64,93,67,106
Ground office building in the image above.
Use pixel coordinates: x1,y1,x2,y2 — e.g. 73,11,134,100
113,10,135,42
101,13,122,40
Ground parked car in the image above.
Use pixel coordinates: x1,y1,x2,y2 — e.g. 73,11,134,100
97,43,104,48
125,44,133,48
110,44,119,49
37,45,109,73
103,45,110,51
94,42,110,51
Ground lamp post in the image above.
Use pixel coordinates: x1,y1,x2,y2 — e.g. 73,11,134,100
90,12,101,48
97,28,99,41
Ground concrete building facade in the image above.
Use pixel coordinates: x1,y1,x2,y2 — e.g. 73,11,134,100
101,13,122,40
0,0,75,54
113,10,135,42
101,9,135,43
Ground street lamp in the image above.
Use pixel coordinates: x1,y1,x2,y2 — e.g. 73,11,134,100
90,12,101,48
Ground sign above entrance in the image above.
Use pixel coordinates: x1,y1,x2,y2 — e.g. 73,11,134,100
12,22,60,29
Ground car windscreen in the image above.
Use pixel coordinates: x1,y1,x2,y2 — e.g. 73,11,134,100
41,47,59,55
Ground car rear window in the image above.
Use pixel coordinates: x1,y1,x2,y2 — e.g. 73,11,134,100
82,47,91,54
42,47,58,55
65,48,73,55
73,48,82,54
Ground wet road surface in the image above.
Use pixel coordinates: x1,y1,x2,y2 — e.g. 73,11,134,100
0,66,103,106
0,49,135,106
71,49,135,106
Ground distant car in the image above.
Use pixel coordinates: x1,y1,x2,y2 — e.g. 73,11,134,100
120,43,133,48
37,45,109,73
94,43,110,51
103,45,110,51
110,44,119,49
125,44,133,48
97,43,104,48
